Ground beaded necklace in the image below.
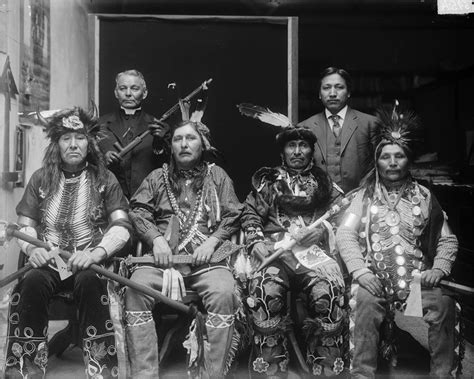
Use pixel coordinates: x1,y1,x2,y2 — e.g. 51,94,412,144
162,164,207,252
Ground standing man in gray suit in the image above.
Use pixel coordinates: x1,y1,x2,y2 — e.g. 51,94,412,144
298,67,378,194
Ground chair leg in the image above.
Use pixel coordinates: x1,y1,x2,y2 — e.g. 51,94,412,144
48,319,80,357
286,327,310,374
159,323,183,363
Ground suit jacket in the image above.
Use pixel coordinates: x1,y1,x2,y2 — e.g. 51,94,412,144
98,110,167,199
298,107,378,193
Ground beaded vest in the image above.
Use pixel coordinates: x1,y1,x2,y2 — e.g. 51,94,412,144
358,181,430,311
40,170,107,250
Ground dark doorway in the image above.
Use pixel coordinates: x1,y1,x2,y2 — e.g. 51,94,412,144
98,16,295,200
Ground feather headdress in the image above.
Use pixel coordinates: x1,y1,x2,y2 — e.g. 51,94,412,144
178,81,209,123
174,81,215,152
237,103,316,148
375,99,420,157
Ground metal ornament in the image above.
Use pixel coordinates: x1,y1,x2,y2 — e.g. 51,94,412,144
371,223,380,233
376,261,386,270
413,249,423,258
392,235,402,244
385,210,401,226
397,266,407,276
397,288,408,299
388,193,398,203
371,233,380,243
390,226,400,235
395,245,404,255
396,256,406,265
372,242,382,252
374,252,384,261
411,195,420,205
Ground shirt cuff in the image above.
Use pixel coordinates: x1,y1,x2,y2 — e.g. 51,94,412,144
432,258,453,276
345,258,369,276
353,267,372,281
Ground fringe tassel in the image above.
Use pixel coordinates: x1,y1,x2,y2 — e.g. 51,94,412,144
223,330,241,376
184,312,208,378
203,179,220,230
454,300,465,377
309,260,345,289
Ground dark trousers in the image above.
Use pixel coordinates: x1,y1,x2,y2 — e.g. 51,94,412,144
4,267,118,379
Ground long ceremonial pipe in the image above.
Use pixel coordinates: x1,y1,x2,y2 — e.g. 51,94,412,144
114,78,213,158
1,226,193,314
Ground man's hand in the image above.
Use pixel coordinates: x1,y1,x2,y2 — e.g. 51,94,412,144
148,119,169,138
421,269,445,288
153,236,173,268
29,246,52,268
67,248,106,273
193,236,219,266
104,151,121,166
358,272,383,297
293,226,325,247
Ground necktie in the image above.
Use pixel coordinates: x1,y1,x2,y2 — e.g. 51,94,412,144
330,115,342,138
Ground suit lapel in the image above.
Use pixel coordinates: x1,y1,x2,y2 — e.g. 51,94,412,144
313,113,328,159
341,108,358,154
104,111,127,144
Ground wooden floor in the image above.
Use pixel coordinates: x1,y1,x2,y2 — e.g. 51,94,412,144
45,316,474,378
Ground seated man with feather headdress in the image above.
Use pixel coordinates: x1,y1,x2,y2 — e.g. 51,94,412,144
124,99,244,379
238,104,349,378
336,103,460,378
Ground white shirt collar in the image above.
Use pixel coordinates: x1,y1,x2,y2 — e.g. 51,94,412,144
121,106,142,115
324,105,348,129
325,105,348,130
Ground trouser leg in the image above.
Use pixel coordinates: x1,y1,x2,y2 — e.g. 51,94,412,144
124,267,161,379
421,287,455,378
74,269,119,379
247,263,290,379
4,267,59,379
189,268,238,379
350,286,386,379
303,267,346,376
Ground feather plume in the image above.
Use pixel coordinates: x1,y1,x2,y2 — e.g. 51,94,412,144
190,87,208,123
237,103,291,128
179,99,190,121
375,99,420,151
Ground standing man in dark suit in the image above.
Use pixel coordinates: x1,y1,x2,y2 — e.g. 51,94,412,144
99,69,169,199
298,67,378,194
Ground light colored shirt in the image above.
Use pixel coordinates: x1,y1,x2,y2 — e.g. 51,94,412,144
325,105,348,132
